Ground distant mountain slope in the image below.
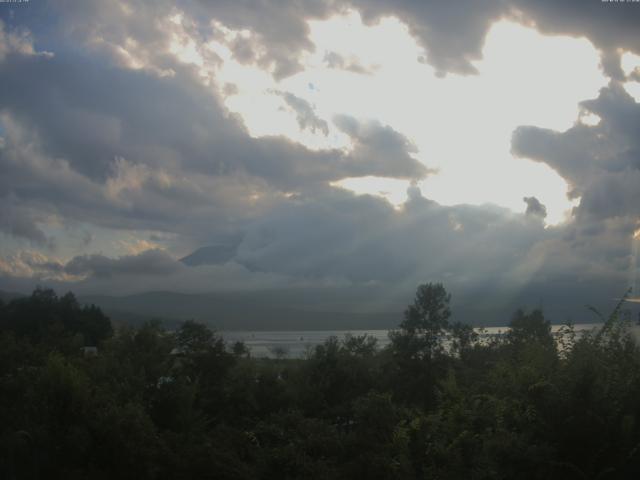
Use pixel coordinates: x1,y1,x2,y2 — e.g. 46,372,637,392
80,289,401,331
0,290,26,303
180,245,237,266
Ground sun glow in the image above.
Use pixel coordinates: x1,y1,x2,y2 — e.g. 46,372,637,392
621,51,640,103
199,11,607,225
330,176,411,208
621,51,640,77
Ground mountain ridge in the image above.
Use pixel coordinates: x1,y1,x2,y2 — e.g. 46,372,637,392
79,289,401,331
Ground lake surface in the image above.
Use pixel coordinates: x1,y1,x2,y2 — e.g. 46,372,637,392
222,323,630,358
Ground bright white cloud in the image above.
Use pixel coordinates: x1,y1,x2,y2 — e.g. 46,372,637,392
621,51,640,77
203,12,607,226
330,176,411,208
623,81,640,103
579,111,602,126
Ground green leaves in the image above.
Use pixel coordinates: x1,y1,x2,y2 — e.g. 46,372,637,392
400,283,451,336
2,285,640,478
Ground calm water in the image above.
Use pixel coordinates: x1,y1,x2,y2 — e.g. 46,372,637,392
222,329,391,358
222,323,636,358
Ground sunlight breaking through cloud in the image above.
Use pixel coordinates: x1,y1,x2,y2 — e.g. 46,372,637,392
206,12,606,225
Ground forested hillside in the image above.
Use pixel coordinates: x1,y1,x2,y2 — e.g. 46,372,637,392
1,285,640,479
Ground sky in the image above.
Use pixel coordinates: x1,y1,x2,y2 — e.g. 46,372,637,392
1,0,640,324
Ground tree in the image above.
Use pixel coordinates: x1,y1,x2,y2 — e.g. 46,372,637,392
176,320,218,355
232,340,250,358
507,308,553,350
175,321,235,416
401,283,451,333
0,288,112,348
387,283,454,408
390,283,452,360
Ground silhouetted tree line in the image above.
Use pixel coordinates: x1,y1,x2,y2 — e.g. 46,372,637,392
1,285,640,479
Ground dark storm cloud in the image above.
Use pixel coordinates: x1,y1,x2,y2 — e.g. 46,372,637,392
276,91,330,136
0,46,240,180
64,249,181,278
1,186,633,324
509,80,639,314
30,0,331,80
215,0,640,80
16,252,65,276
343,0,640,77
510,0,640,79
17,0,640,81
0,33,427,186
0,0,638,324
513,84,640,220
230,182,632,322
0,36,427,245
0,248,301,297
187,0,335,79
0,195,52,247
0,112,274,245
523,196,547,219
333,116,429,179
236,184,546,283
344,0,505,75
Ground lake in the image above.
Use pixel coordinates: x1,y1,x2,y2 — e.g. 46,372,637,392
221,323,632,358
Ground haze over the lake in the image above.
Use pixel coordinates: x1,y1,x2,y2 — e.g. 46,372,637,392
1,0,640,325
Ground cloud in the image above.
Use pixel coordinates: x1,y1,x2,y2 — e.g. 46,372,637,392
36,0,332,80
24,0,640,81
0,198,52,247
344,0,504,75
512,83,640,221
334,116,430,180
81,231,94,247
0,250,66,280
0,247,313,297
188,0,334,79
0,0,638,325
323,51,375,74
0,182,633,322
0,19,38,61
0,248,182,282
236,184,546,284
510,0,640,78
64,249,181,278
344,0,640,78
523,196,547,219
276,91,330,136
0,33,427,189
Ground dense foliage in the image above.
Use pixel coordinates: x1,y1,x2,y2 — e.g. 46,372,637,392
1,285,640,479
